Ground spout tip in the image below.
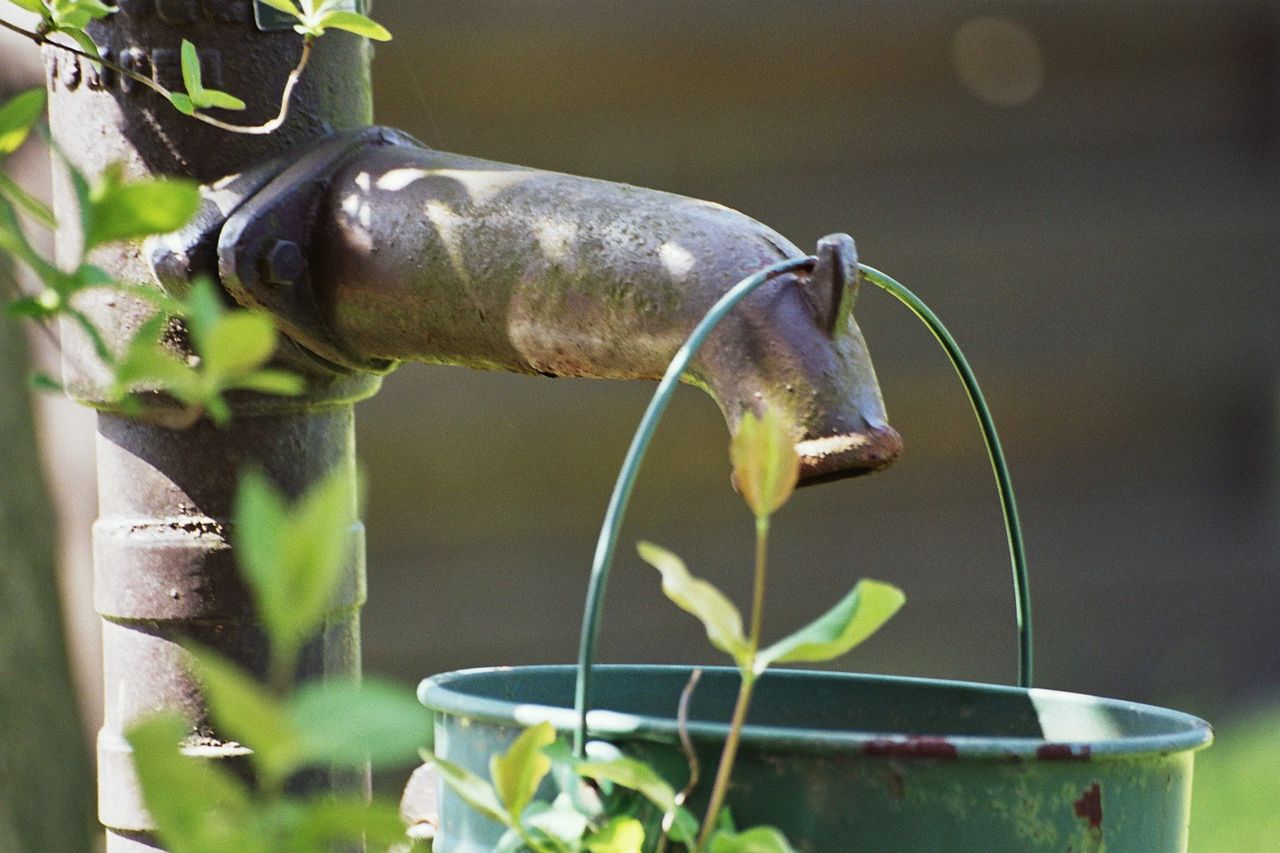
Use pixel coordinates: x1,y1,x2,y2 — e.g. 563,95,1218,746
795,425,903,487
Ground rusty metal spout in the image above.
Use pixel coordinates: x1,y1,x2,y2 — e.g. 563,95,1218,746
210,130,901,482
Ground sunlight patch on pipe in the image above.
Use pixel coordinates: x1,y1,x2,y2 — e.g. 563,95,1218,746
424,200,470,285
659,241,696,279
534,218,579,264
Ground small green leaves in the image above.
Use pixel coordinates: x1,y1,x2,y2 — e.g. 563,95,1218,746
260,0,392,39
637,541,749,668
731,407,800,520
756,579,904,672
168,92,197,116
188,647,299,784
191,645,429,786
233,466,355,675
585,816,645,853
708,826,799,853
0,88,45,157
199,311,277,384
84,165,201,250
576,748,678,815
0,173,56,228
433,756,511,827
45,0,116,30
127,708,413,853
308,10,391,40
125,713,257,853
290,678,432,770
110,279,304,425
491,722,557,822
0,193,58,283
174,40,248,115
256,0,302,13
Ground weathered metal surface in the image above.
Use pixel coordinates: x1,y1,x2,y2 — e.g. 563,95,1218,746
44,1,377,849
212,130,901,482
421,666,1213,852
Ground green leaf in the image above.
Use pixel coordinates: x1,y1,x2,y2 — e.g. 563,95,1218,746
196,89,248,112
66,307,113,363
0,88,45,157
180,39,204,98
182,277,227,353
0,173,55,228
756,579,904,672
6,0,45,13
169,92,197,116
5,296,52,321
708,826,799,853
575,747,677,814
85,175,200,249
232,468,287,629
233,466,356,667
636,541,749,667
523,795,589,845
113,315,201,399
64,27,105,70
0,193,58,281
314,10,391,40
125,712,256,853
290,677,432,770
64,156,93,248
257,0,302,17
71,263,114,288
281,796,408,852
30,371,64,393
490,722,556,821
731,407,800,520
586,816,646,853
433,756,511,828
201,311,277,382
63,0,115,20
187,646,300,783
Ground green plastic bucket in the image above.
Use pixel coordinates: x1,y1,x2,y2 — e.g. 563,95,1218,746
419,260,1213,850
420,664,1211,852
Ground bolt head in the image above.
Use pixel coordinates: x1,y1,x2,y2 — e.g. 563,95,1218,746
262,239,304,286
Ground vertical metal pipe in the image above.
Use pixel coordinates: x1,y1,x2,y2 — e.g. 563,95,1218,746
44,3,379,848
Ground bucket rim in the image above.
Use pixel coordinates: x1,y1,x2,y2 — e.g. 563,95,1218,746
418,664,1213,761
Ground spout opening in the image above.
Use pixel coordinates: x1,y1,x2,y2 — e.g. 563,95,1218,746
795,425,903,486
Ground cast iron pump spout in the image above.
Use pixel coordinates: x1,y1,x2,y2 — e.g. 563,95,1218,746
167,128,902,482
190,129,903,481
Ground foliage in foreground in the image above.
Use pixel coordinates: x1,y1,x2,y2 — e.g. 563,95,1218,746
0,89,305,423
426,408,905,853
126,468,431,853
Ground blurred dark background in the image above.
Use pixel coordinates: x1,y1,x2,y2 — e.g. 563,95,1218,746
4,0,1278,844
351,0,1280,726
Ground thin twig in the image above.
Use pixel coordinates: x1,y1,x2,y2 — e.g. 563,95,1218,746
675,667,702,805
656,666,703,853
0,17,312,136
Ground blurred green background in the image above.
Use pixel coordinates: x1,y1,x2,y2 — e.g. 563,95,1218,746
5,0,1278,849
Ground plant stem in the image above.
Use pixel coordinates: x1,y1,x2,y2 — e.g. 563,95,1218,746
696,517,769,849
0,17,312,136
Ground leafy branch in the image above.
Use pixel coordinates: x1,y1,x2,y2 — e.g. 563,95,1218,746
0,0,390,136
423,409,906,853
637,406,905,851
127,469,430,853
0,88,305,423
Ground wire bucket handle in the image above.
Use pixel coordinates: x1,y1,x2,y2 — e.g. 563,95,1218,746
573,242,1031,754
